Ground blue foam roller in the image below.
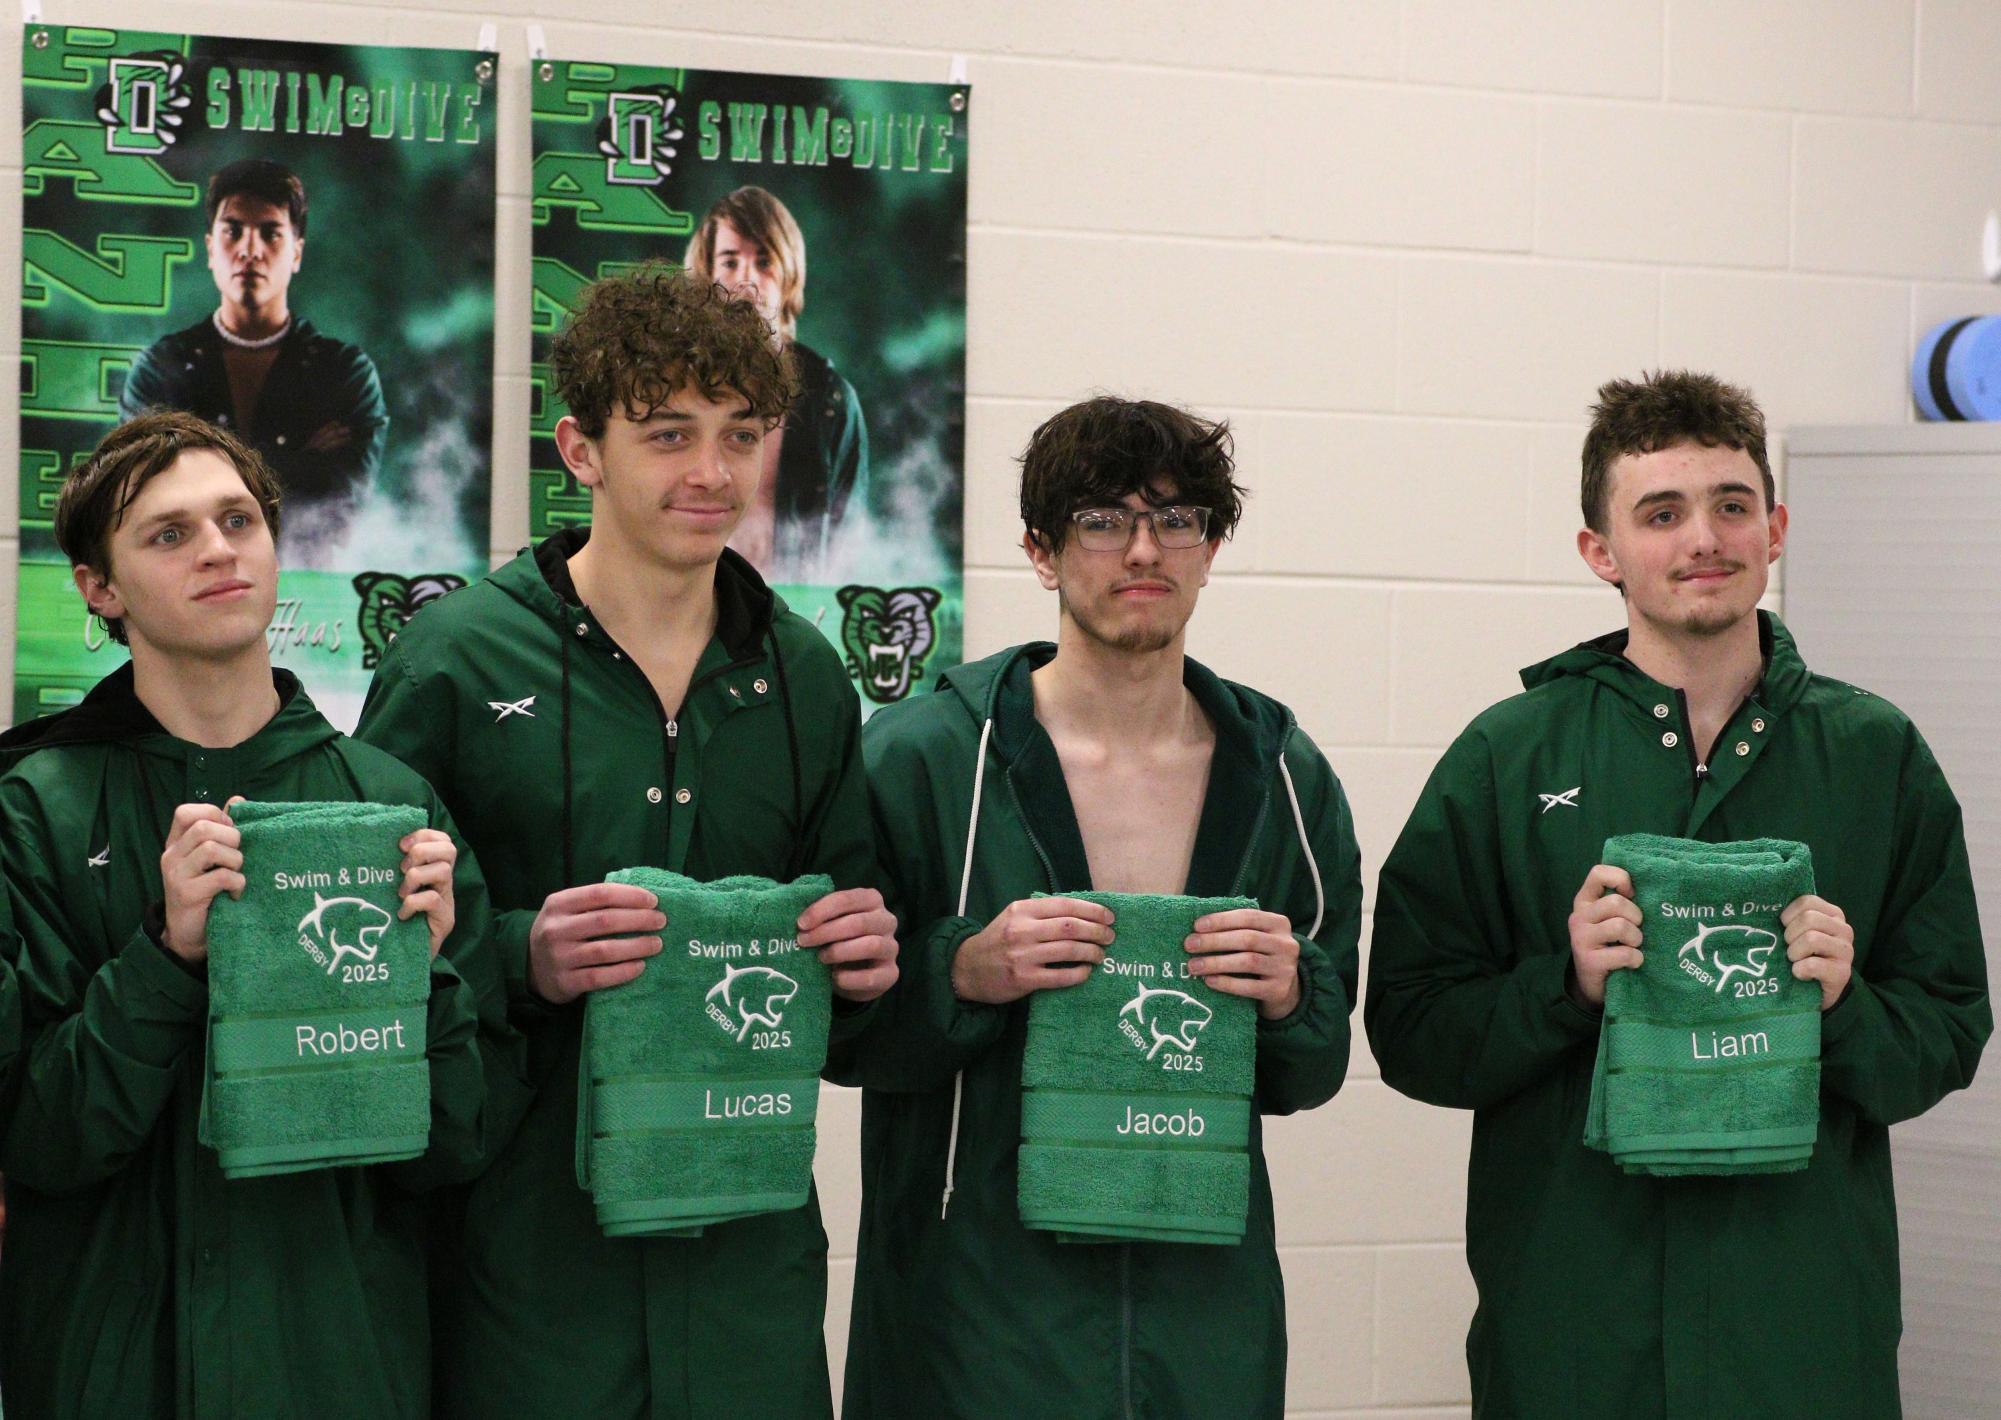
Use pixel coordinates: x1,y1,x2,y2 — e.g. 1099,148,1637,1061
1913,315,2001,421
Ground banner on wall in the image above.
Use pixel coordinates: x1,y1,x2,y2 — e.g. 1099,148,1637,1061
15,26,497,729
530,61,969,711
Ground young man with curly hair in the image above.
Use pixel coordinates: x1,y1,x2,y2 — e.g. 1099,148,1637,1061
1366,370,1990,1419
354,266,898,1419
0,411,521,1418
837,396,1361,1419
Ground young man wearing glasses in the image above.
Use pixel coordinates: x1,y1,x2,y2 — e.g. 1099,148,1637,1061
832,396,1362,1419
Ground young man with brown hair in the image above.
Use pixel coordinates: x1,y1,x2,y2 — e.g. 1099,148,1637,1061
838,396,1360,1419
682,185,868,570
0,410,521,1418
1366,369,1991,1419
120,158,389,556
354,266,897,1419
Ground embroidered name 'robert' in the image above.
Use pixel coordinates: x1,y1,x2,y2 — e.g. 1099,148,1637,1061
296,1020,409,1057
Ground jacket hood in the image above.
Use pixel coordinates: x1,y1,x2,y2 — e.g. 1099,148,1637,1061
0,662,335,775
493,525,781,661
1517,610,1811,716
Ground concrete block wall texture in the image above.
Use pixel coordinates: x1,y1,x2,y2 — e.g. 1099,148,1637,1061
5,3,2001,1414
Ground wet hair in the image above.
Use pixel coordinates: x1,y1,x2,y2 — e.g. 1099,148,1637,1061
1582,370,1772,532
682,186,807,339
206,158,308,238
549,263,799,439
56,411,282,646
1019,396,1246,550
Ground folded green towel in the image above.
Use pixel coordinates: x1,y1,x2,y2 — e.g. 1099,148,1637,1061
577,869,835,1237
1584,834,1821,1177
1018,892,1258,1246
200,801,432,1180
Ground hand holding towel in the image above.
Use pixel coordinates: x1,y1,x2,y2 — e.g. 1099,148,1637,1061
1584,834,1821,1176
201,801,432,1179
1019,892,1259,1246
577,869,835,1237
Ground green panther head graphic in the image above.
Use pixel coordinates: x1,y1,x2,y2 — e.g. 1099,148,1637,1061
352,572,468,670
837,585,941,705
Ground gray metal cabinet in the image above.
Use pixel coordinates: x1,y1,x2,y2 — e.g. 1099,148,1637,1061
1786,423,2001,1420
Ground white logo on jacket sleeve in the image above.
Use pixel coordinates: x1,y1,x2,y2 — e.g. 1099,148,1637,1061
87,846,111,868
297,892,394,975
488,696,536,722
1118,983,1214,1062
1677,922,1778,993
1538,787,1581,814
704,963,801,1043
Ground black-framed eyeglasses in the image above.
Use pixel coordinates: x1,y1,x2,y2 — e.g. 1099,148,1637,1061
1068,505,1213,551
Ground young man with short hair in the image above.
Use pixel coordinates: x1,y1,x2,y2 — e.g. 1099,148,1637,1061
682,185,868,570
838,396,1360,1419
1366,370,1991,1419
0,411,521,1418
120,158,388,553
354,267,898,1419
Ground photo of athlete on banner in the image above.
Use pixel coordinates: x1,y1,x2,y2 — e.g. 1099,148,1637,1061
14,28,497,727
681,186,867,572
529,63,968,710
120,156,389,554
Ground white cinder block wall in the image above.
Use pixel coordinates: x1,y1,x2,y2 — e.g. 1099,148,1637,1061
7,4,2001,1415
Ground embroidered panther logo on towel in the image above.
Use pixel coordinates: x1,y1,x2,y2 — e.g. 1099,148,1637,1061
837,585,941,705
297,893,394,976
352,572,469,670
1677,923,1779,994
704,964,801,1043
1119,984,1215,1062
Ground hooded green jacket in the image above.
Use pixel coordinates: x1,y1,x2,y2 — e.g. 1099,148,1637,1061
0,890,18,1100
835,644,1361,1420
1365,614,1991,1420
0,665,524,1420
353,528,877,1420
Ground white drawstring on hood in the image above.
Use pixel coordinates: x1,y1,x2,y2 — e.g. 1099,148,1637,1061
1276,748,1325,939
941,717,994,1219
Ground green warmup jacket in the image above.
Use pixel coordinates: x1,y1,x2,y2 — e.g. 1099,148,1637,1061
354,528,877,1420
0,889,19,1100
835,644,1361,1420
0,664,526,1420
1365,614,1991,1420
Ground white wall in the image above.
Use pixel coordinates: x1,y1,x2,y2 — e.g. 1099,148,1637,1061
7,3,2001,1416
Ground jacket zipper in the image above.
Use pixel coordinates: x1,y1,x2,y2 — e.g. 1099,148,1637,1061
1229,785,1274,897
1002,765,1061,893
1121,1243,1135,1420
663,717,679,860
1673,689,1708,787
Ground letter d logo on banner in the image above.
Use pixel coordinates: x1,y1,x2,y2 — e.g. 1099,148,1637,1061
102,56,191,155
602,91,681,185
